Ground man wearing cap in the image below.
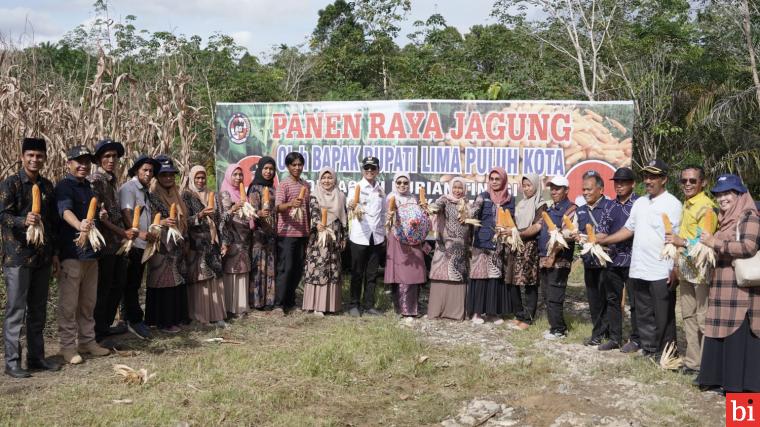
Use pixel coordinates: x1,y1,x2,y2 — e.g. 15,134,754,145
55,145,111,364
0,138,61,378
88,139,136,344
538,175,576,340
599,160,682,358
118,155,160,339
347,156,386,317
571,170,614,347
663,165,717,375
595,167,639,352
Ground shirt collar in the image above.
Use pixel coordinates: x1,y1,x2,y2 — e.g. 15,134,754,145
550,198,570,211
65,173,87,185
684,191,709,208
361,178,381,190
587,196,605,210
132,176,147,190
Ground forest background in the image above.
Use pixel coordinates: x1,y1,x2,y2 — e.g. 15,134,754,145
1,0,759,195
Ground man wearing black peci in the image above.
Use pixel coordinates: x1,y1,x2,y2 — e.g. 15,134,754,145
0,138,61,378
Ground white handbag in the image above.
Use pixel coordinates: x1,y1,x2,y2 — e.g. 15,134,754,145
732,220,760,287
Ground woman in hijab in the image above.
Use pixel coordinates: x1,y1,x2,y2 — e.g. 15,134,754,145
508,174,546,330
302,167,347,315
384,172,428,320
219,163,252,319
696,174,760,393
467,167,515,324
427,177,471,320
145,155,189,333
247,156,277,310
181,165,226,327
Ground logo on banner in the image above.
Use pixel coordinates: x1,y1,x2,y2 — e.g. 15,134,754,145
727,393,758,427
228,113,250,144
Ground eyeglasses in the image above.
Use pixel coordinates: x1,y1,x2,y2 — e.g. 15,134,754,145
396,181,409,185
680,178,699,185
363,166,378,171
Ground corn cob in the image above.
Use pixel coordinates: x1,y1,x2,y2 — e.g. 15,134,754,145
31,184,41,214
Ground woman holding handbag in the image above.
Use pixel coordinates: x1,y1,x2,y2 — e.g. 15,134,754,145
696,174,760,393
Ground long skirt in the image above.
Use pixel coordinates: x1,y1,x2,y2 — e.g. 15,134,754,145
224,273,249,315
145,285,189,328
188,278,226,324
390,283,421,316
427,280,466,320
302,283,342,313
466,278,510,317
698,316,760,392
250,241,276,309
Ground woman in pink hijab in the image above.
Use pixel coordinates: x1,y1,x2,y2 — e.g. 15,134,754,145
218,163,252,319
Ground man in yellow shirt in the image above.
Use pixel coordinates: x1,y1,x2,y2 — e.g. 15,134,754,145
664,166,717,375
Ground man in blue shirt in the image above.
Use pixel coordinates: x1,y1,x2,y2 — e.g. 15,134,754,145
572,170,614,347
538,176,577,340
55,146,110,364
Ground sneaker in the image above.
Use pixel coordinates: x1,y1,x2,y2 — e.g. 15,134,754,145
598,341,620,351
78,341,111,357
471,315,485,325
212,320,228,328
583,336,603,346
403,316,415,323
364,308,382,316
620,340,640,354
60,349,83,365
348,307,361,317
313,311,325,317
493,318,505,326
159,325,181,334
543,330,566,341
127,322,152,340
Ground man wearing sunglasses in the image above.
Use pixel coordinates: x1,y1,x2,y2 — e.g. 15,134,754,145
347,156,385,317
663,166,717,376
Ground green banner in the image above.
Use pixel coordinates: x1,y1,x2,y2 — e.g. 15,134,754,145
215,100,633,201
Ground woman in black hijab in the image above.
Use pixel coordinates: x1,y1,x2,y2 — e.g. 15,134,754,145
247,157,278,309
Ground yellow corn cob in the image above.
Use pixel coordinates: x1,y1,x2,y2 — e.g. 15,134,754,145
169,203,177,220
662,214,672,234
321,208,328,226
208,192,215,209
298,186,306,199
542,211,556,231
152,212,162,225
563,215,575,231
131,205,142,229
86,197,98,221
586,223,596,243
353,185,361,205
504,209,515,228
262,187,270,204
419,186,427,205
31,184,41,214
239,182,246,201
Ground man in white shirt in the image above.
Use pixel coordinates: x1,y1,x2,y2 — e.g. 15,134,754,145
599,159,682,358
347,156,386,317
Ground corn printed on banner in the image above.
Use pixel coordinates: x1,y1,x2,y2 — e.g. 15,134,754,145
215,100,634,201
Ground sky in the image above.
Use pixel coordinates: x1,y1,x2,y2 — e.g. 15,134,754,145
0,0,503,58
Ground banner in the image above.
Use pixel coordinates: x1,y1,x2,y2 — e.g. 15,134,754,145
215,100,634,202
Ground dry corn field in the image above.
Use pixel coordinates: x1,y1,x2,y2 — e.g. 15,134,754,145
0,45,205,183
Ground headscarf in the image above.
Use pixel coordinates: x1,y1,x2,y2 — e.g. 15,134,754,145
715,190,759,241
150,171,188,234
220,163,243,203
444,177,467,202
487,167,511,207
387,172,417,206
515,174,543,229
185,165,208,205
313,167,347,226
251,156,276,188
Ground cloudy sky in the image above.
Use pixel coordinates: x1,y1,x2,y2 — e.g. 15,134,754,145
1,0,502,57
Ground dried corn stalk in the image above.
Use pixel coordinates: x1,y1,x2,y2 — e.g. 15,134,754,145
659,342,683,370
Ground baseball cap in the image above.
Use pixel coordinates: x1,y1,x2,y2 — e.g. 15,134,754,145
641,159,669,176
547,176,569,188
66,145,96,162
710,174,748,195
362,156,380,170
611,167,635,181
155,155,179,174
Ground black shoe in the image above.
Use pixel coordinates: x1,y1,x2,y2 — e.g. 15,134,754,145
27,358,61,372
681,366,699,376
364,308,382,316
597,341,620,351
620,340,640,354
108,323,128,336
5,365,31,378
583,336,603,346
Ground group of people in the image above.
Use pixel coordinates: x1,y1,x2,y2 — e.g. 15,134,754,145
1,138,758,395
